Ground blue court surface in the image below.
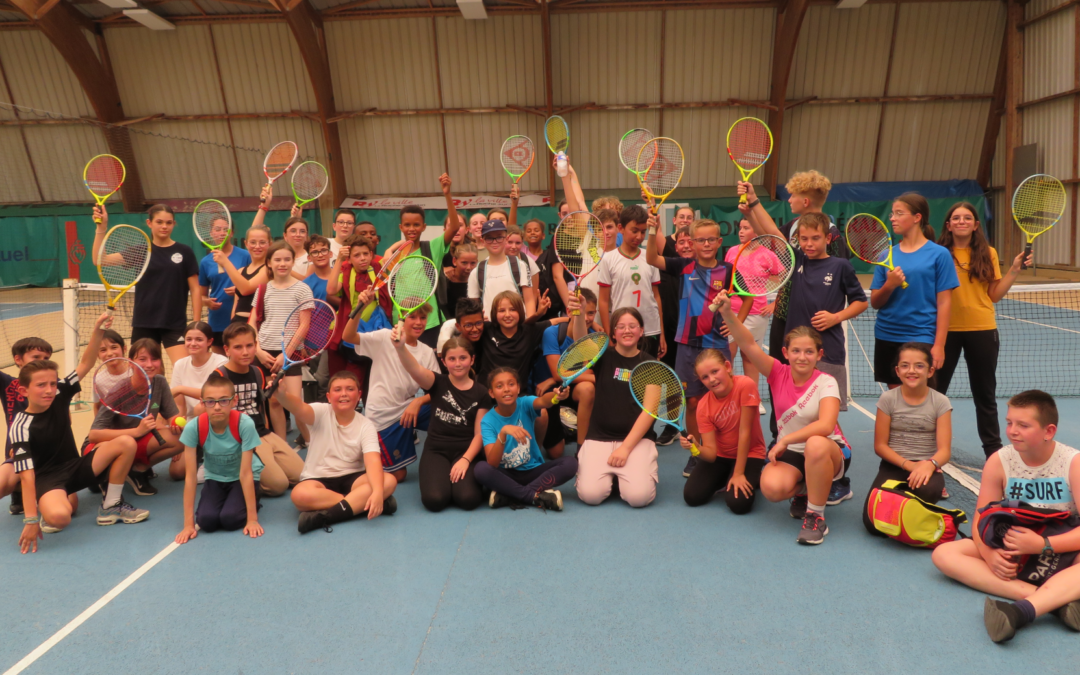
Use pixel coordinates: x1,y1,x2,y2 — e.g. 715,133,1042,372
2,398,1079,675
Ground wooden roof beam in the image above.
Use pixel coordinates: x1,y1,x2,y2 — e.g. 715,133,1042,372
976,21,1007,189
762,0,808,200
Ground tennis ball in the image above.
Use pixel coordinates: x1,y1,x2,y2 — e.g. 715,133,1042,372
174,416,187,428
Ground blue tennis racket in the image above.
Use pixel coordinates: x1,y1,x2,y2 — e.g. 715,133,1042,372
551,332,609,404
628,360,699,456
264,299,336,398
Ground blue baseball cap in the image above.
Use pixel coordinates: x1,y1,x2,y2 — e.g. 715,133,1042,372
481,220,507,238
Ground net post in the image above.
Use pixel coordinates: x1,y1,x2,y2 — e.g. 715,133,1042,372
62,278,79,376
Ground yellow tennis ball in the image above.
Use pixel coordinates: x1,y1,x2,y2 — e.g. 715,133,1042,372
174,416,187,428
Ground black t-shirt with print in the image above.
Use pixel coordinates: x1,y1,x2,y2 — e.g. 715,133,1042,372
134,242,199,330
423,373,492,453
215,366,270,437
8,372,81,476
477,320,552,388
585,349,656,443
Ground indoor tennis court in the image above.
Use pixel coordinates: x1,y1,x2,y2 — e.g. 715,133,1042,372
2,0,1080,673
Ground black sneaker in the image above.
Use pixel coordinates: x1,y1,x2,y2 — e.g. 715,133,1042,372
8,488,23,515
125,469,158,496
656,426,679,446
382,495,398,516
984,598,1021,643
1053,599,1080,632
297,509,330,534
796,512,828,545
488,491,512,509
533,489,563,512
682,455,698,478
789,494,808,519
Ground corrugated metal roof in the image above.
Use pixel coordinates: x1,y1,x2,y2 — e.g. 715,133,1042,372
992,116,1004,187
665,8,774,102
340,115,445,195
1023,97,1074,180
552,11,661,106
788,4,893,99
437,15,545,109
1023,9,1074,102
0,128,41,204
780,103,882,184
1026,0,1065,17
558,109,661,191
665,106,758,188
127,120,243,199
441,112,547,195
22,124,110,202
875,100,990,181
104,25,226,117
327,18,440,111
228,117,326,195
211,22,316,114
315,0,456,10
888,2,1004,96
0,30,95,118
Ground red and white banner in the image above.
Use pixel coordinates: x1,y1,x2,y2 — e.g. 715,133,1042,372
339,194,551,210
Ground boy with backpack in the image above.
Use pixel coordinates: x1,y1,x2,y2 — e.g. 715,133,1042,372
467,220,536,320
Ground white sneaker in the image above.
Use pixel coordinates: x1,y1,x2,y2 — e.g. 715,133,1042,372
196,464,205,485
759,403,766,415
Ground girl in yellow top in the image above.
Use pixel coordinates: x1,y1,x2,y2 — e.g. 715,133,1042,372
937,202,1031,457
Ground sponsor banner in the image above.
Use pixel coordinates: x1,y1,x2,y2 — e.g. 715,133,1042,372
340,194,551,210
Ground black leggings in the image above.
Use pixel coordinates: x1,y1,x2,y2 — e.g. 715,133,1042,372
862,459,946,536
936,329,1001,456
684,457,766,515
474,456,578,503
418,448,485,512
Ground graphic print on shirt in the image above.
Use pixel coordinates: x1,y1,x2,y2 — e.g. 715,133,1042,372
501,415,530,469
234,381,260,419
435,390,478,427
612,367,632,383
1005,477,1072,507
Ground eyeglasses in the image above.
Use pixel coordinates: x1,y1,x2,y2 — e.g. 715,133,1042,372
890,212,911,218
460,321,484,330
333,220,354,226
897,362,929,372
483,235,506,243
201,398,232,408
309,248,330,257
949,215,975,222
692,237,719,245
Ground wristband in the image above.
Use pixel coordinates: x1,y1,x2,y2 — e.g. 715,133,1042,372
258,205,269,212
1042,536,1054,555
747,198,760,208
930,458,941,469
23,516,40,525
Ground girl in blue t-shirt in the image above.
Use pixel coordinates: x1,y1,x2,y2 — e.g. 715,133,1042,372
869,193,959,387
474,367,577,511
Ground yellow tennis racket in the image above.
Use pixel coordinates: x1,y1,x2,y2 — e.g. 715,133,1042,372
726,118,773,204
1012,174,1066,270
84,154,125,225
96,224,152,316
846,213,907,289
636,137,684,216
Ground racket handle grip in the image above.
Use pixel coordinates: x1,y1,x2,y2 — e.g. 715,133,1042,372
216,263,224,274
556,152,568,178
151,429,166,447
900,281,909,289
689,443,700,457
106,306,115,318
551,394,561,405
264,372,282,399
738,193,748,205
93,216,102,225
1022,243,1032,270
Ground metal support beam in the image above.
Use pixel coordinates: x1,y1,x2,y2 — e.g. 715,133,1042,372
9,0,144,210
271,0,348,205
870,1,900,182
976,22,1008,189
762,0,808,200
1003,0,1023,259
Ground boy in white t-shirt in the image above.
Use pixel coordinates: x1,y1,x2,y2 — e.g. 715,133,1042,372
278,370,397,534
342,300,441,482
467,220,536,319
597,204,665,358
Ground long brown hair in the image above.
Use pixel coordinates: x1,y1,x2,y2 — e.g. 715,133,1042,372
938,202,996,284
894,193,935,241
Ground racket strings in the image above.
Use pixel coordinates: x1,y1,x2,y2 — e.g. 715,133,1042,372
388,257,439,312
292,162,329,202
265,141,297,179
846,216,891,263
733,235,795,296
500,136,535,177
93,361,151,416
619,129,654,173
193,201,231,246
637,139,684,197
284,301,335,361
85,156,124,196
100,226,151,288
1013,178,1067,235
545,117,568,152
554,213,603,277
555,334,609,379
629,362,685,423
727,119,772,170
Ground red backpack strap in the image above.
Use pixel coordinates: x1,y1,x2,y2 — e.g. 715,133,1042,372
254,283,268,328
196,413,211,451
227,410,243,443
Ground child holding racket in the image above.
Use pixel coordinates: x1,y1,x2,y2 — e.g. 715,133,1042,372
198,211,250,351
214,222,270,333
476,368,575,511
597,205,665,358
679,348,767,514
937,202,1031,457
932,391,1080,643
284,216,311,279
863,343,952,535
870,193,959,380
276,371,397,534
1,359,149,552
722,220,775,402
715,292,851,545
341,300,441,481
505,225,541,290
251,240,315,444
92,205,201,367
567,298,659,508
393,331,489,512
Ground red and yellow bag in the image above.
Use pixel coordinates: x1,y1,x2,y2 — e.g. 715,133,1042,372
867,479,967,548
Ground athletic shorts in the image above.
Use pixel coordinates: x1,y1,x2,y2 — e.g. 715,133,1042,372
1020,550,1080,587
83,433,154,466
261,349,303,377
675,342,731,400
874,339,933,386
131,327,186,350
742,314,768,346
34,451,98,497
816,361,849,412
303,471,365,496
777,448,851,482
377,404,430,473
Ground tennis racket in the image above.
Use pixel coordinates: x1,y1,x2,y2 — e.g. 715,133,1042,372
728,234,795,298
628,360,699,456
545,115,569,178
84,154,125,224
388,255,439,321
346,243,411,319
193,199,232,273
551,333,609,404
1012,174,1067,270
263,141,297,191
619,128,654,178
264,299,336,398
726,117,773,204
554,211,605,316
292,160,329,210
846,213,908,289
500,135,535,185
96,224,152,316
636,137,685,215
93,358,165,446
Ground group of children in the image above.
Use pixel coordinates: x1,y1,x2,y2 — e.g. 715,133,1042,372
1,164,1077,644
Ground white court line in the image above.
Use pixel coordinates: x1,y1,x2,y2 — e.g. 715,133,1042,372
3,541,180,675
847,399,982,494
997,314,1080,335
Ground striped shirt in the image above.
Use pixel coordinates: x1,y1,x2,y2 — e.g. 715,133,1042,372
8,372,81,474
256,281,314,351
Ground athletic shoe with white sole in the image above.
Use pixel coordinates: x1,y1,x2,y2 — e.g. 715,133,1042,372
534,489,563,512
40,521,62,534
489,491,512,509
797,512,828,545
97,499,149,525
125,469,158,496
826,482,853,505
